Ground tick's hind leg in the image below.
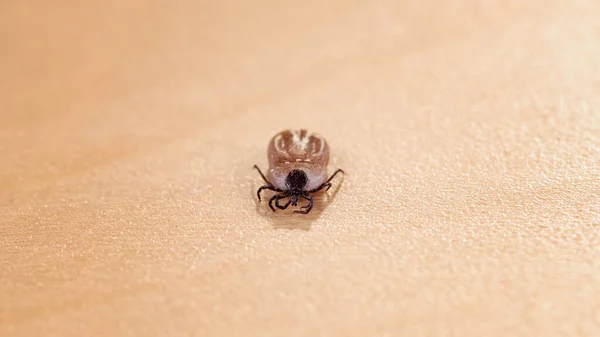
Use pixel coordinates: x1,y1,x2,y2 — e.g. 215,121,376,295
254,165,282,201
308,169,344,193
308,182,329,193
325,169,344,184
253,165,273,186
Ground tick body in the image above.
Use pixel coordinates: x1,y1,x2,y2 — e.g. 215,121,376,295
254,129,344,214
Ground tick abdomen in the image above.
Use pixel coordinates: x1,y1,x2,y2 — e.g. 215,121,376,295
267,129,329,167
266,129,330,191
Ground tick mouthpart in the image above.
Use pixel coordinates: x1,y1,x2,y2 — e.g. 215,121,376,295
290,195,299,206
285,169,308,192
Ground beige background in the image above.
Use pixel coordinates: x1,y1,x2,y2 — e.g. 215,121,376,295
2,0,600,336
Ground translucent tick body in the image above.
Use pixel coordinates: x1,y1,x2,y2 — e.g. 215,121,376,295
254,129,344,214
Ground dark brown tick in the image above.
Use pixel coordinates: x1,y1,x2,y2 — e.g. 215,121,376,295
253,129,344,214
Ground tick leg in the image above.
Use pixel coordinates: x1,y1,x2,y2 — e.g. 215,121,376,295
325,169,345,184
295,193,313,214
257,185,282,202
268,193,289,212
275,193,292,210
253,165,273,186
308,169,344,193
309,183,331,193
268,194,278,211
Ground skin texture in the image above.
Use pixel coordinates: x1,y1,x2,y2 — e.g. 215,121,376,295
1,0,600,336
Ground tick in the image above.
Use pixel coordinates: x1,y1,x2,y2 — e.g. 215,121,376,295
253,129,344,214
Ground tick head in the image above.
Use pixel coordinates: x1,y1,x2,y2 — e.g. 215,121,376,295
285,169,308,194
290,194,299,207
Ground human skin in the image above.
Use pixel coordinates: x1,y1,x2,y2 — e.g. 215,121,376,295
1,1,599,336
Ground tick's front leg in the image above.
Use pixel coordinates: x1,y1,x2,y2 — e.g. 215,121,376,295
275,194,292,210
268,193,289,212
268,194,279,211
295,193,313,214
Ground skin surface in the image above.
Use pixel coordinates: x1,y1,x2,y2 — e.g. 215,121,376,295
1,1,600,336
